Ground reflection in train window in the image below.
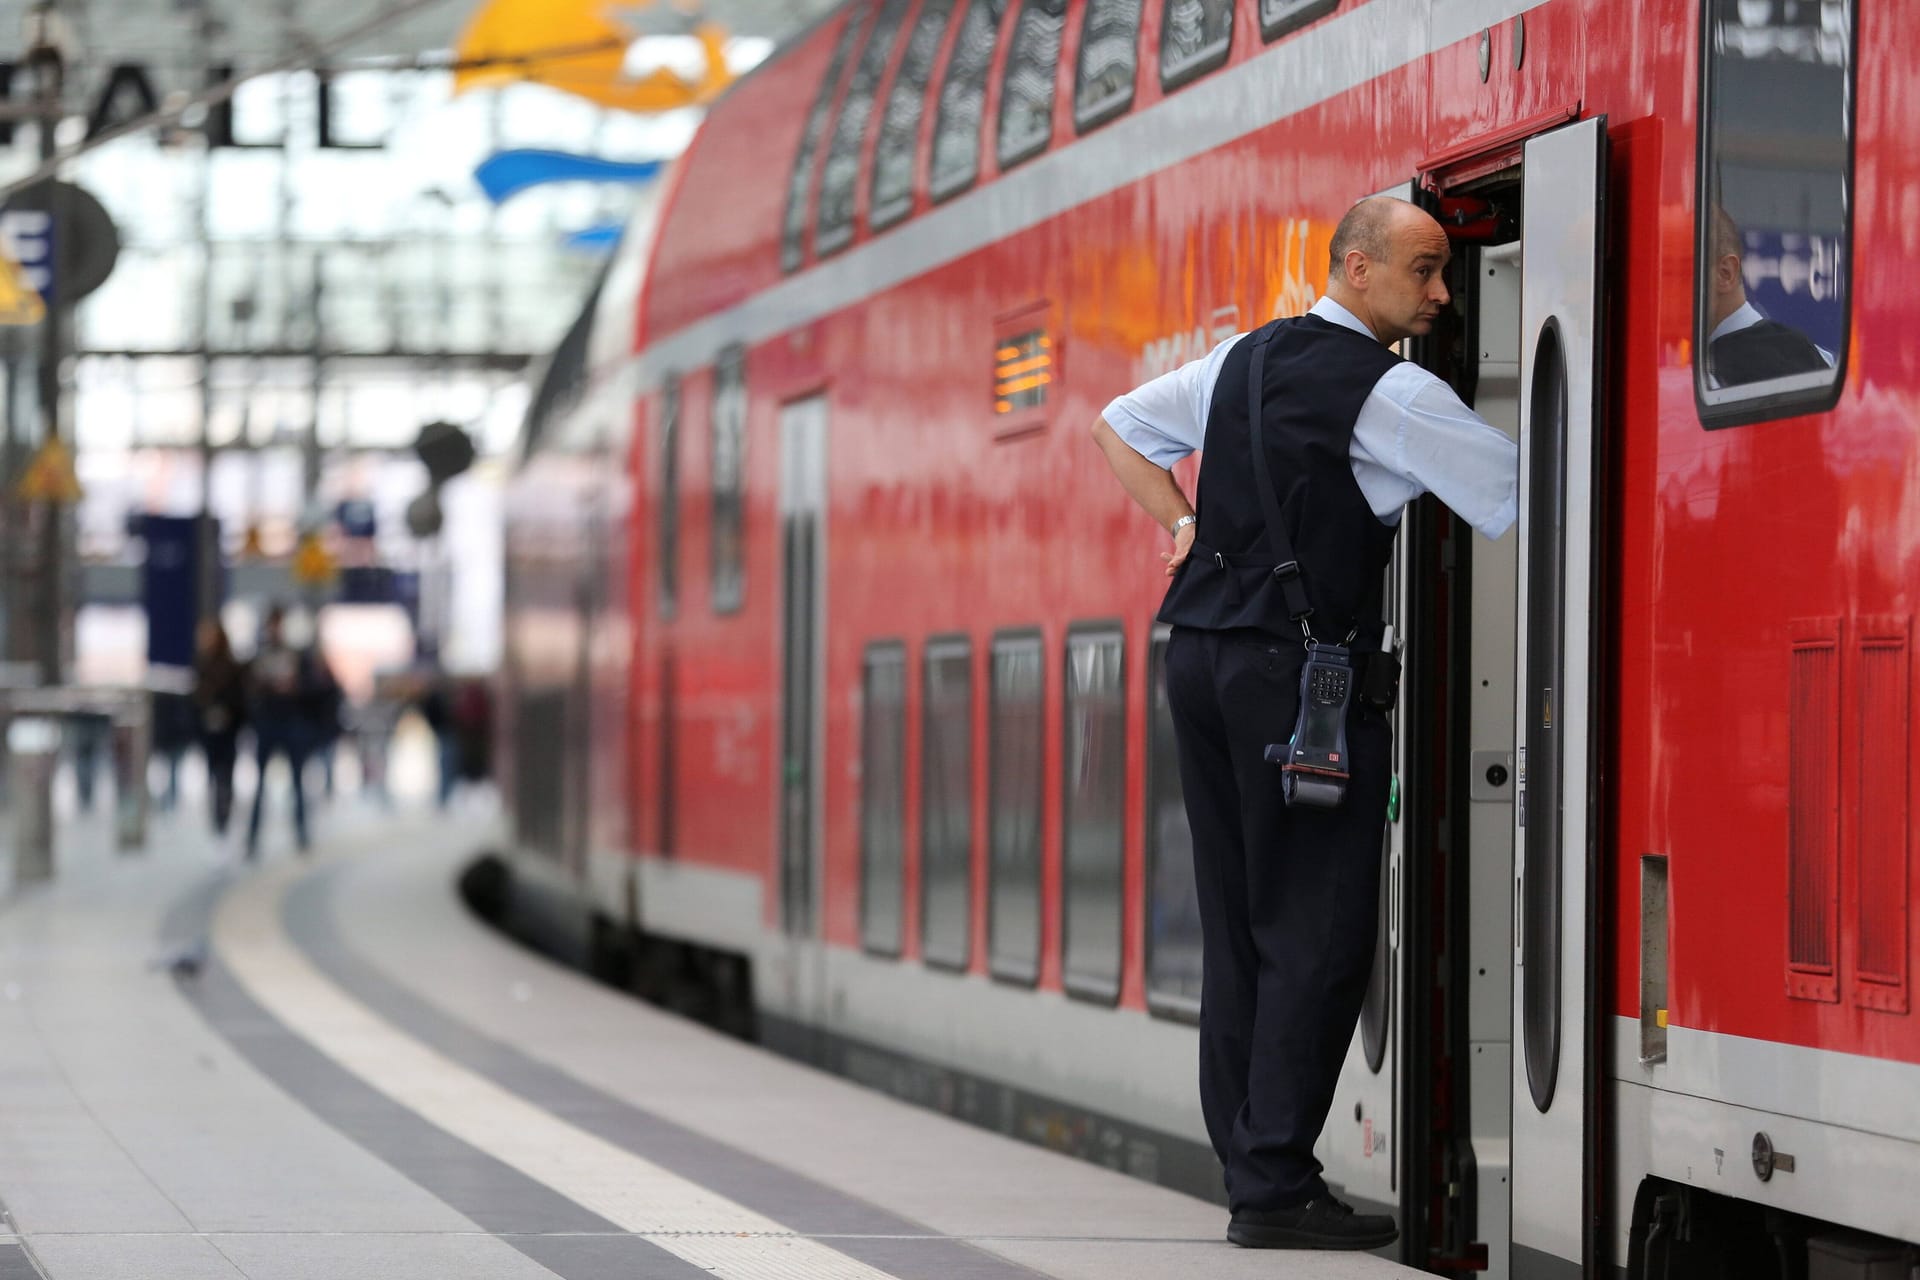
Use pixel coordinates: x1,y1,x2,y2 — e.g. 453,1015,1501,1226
922,637,973,969
1159,0,1232,90
710,347,746,614
1062,627,1125,1002
1074,0,1142,132
1695,0,1852,426
781,8,867,272
997,0,1067,170
817,0,915,256
931,0,1008,201
1144,628,1202,1016
870,0,958,231
1259,0,1335,42
861,642,908,956
988,630,1044,983
657,376,680,618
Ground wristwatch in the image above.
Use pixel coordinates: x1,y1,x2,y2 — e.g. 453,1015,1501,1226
1171,514,1197,538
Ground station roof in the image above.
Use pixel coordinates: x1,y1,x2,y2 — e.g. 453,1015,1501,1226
0,0,843,86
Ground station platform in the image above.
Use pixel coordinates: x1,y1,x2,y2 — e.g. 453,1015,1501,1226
0,801,1426,1280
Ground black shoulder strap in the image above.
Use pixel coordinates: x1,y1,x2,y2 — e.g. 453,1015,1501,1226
1244,320,1314,633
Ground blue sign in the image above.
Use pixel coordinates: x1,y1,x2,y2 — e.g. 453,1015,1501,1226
141,514,216,668
336,499,376,539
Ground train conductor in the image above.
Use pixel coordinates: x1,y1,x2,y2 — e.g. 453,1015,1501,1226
1091,196,1519,1251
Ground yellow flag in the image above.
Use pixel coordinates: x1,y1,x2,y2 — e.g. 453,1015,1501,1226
452,0,733,113
0,246,45,326
15,436,80,504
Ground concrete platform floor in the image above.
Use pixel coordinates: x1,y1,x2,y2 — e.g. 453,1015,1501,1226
0,798,1425,1279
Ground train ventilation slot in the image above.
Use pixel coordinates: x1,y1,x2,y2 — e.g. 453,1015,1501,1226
1855,619,1910,1013
1787,621,1841,1003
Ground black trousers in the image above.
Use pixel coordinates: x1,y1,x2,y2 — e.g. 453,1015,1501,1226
1164,626,1391,1212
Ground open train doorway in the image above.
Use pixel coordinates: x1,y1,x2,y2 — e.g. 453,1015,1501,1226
1319,117,1607,1278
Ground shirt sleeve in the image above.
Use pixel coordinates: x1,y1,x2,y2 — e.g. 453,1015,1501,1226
1100,334,1242,469
1391,369,1520,540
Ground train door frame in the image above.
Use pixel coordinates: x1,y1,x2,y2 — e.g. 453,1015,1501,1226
1396,114,1611,1276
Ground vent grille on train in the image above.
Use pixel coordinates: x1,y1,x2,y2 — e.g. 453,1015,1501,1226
1856,619,1910,1012
1788,622,1841,1002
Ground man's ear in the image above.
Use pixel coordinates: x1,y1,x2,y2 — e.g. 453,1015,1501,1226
1715,253,1741,294
1343,249,1369,290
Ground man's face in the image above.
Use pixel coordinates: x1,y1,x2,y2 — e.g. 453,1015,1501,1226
1367,212,1452,344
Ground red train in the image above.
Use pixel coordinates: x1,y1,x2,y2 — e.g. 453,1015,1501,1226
496,0,1918,1274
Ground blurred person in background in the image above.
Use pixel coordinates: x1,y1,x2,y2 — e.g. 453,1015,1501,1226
150,689,196,813
245,604,332,857
192,618,247,843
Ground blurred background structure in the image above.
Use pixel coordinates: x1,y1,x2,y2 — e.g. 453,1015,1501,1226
0,0,834,698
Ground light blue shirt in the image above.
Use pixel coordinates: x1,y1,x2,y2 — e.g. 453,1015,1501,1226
1101,296,1519,540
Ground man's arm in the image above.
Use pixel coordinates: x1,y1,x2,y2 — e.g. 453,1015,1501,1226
1090,416,1196,576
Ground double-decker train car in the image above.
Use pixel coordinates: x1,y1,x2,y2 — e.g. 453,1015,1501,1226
497,0,1918,1274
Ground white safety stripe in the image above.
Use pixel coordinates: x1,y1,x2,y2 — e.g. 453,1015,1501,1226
213,861,906,1280
632,0,1548,383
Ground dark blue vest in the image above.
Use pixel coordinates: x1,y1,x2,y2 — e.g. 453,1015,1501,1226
1157,314,1405,644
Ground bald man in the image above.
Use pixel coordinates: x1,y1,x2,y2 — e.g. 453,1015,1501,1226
1092,197,1517,1250
1704,205,1833,389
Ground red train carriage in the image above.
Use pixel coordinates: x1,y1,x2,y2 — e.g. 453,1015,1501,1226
498,0,1918,1274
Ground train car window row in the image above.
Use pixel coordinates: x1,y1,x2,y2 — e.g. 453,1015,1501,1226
870,0,958,232
931,0,1008,202
850,626,1207,1019
1074,0,1143,133
657,376,681,619
1062,625,1126,1002
1694,0,1853,428
710,347,747,615
922,636,974,969
1159,0,1233,90
861,642,910,956
818,0,917,257
997,0,1069,171
988,630,1046,983
781,6,867,273
1258,0,1336,42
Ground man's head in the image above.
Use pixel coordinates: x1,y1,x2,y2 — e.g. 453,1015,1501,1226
1707,205,1747,330
1324,196,1452,346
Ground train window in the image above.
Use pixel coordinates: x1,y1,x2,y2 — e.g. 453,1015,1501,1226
709,346,746,614
1158,0,1233,90
988,630,1044,983
930,0,1008,202
1259,0,1335,41
922,636,973,969
1062,626,1125,1002
996,0,1067,170
1144,627,1202,1017
657,376,680,618
1074,0,1142,132
861,642,909,956
1695,0,1853,427
782,8,868,272
817,0,916,256
870,0,958,231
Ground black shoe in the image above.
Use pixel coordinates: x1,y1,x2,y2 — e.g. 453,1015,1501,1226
1227,1195,1398,1250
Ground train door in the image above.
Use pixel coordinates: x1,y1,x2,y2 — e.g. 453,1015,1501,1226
777,396,829,943
1509,116,1607,1278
